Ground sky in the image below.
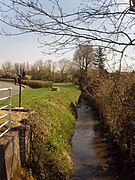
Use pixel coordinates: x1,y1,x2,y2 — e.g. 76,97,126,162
0,0,134,71
0,33,45,65
0,0,81,67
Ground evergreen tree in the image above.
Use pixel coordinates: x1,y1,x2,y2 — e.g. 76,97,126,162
93,46,106,74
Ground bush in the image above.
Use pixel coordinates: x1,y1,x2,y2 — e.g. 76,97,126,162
0,78,14,82
89,73,135,164
22,80,53,88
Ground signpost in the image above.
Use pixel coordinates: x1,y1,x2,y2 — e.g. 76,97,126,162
18,67,22,108
17,66,25,108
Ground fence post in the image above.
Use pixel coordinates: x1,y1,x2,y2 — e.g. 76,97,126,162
8,88,12,129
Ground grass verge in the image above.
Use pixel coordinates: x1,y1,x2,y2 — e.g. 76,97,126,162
10,83,80,179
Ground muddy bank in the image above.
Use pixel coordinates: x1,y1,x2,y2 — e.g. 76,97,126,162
70,97,115,180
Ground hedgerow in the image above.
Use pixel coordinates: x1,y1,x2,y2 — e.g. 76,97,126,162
88,73,135,164
22,80,53,88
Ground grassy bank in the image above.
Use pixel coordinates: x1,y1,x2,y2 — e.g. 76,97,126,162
11,83,80,179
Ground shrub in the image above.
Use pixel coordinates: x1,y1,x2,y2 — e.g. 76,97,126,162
0,78,14,82
88,73,135,164
22,80,53,88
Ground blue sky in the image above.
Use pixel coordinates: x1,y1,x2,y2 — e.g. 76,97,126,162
0,0,134,71
0,0,82,67
0,33,44,65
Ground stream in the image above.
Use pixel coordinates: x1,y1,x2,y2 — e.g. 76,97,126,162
70,97,115,180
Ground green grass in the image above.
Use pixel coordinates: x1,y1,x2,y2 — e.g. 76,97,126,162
9,83,78,108
10,83,80,179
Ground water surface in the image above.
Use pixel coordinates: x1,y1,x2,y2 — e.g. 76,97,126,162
70,98,114,180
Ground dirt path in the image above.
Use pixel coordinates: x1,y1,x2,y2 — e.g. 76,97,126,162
70,98,115,180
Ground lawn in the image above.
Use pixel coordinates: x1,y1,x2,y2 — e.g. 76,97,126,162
10,83,79,108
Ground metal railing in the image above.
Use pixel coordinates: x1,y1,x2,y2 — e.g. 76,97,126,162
0,88,12,137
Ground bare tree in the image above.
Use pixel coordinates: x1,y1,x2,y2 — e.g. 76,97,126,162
66,61,78,82
58,58,69,82
1,61,13,77
51,61,57,82
44,59,57,81
2,61,12,70
30,59,45,80
74,44,94,72
73,44,94,85
14,62,20,74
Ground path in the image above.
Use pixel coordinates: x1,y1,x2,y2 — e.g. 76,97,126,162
0,81,24,98
70,98,115,180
